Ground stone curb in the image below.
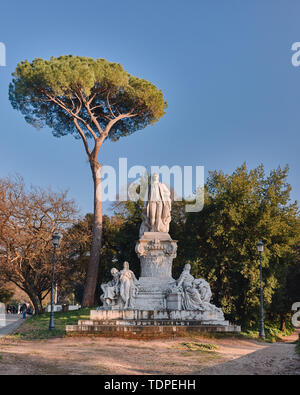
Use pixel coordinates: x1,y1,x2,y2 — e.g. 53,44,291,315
0,316,27,338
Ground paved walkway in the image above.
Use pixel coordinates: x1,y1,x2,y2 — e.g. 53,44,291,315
0,314,25,338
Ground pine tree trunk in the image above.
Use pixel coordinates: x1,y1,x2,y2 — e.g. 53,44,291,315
82,161,103,307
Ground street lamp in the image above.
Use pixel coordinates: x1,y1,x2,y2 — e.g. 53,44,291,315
257,240,265,339
49,231,61,331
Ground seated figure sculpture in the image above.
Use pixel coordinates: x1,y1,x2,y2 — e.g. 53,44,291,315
100,267,120,307
193,278,212,303
100,262,139,309
169,264,223,315
176,264,204,310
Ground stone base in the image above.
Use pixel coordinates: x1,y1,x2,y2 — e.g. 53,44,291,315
66,309,241,338
66,324,241,339
141,232,172,241
90,309,227,323
134,277,176,310
134,290,167,310
135,232,177,280
166,292,182,310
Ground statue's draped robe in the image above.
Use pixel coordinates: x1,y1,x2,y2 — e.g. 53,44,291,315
177,271,204,311
193,278,212,302
139,181,171,236
101,275,119,305
120,269,139,308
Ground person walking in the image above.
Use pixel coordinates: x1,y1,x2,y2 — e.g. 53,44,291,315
20,303,27,319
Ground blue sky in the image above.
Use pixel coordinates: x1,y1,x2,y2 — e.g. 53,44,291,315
0,0,300,215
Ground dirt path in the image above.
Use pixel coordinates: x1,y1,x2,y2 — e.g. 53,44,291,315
0,332,299,375
200,331,300,375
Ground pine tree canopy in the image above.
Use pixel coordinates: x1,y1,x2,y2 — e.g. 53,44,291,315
9,55,167,141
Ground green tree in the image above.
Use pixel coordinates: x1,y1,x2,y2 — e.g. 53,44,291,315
62,211,130,304
55,213,93,305
9,55,167,306
112,200,143,277
269,237,300,330
184,164,299,327
0,284,13,304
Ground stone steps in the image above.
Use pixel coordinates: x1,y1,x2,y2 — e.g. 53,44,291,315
65,309,241,339
77,319,230,326
66,322,241,339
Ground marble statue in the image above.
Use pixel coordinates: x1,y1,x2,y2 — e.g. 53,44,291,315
139,173,171,236
193,278,212,303
101,262,140,309
100,268,120,307
97,182,226,326
167,264,223,315
176,264,205,310
119,261,140,309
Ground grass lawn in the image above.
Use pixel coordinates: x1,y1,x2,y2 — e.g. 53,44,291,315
4,307,296,344
6,308,92,341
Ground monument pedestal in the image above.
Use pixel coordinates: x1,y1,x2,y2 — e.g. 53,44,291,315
66,232,241,337
134,232,177,310
66,308,241,338
134,289,167,310
135,232,177,279
166,292,182,310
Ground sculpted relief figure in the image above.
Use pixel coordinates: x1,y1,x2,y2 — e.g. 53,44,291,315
101,262,140,309
193,278,212,303
172,264,223,314
176,264,204,310
119,261,140,309
139,173,171,237
100,268,120,307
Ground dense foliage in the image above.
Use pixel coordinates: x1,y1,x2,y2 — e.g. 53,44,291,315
69,163,300,329
1,164,299,330
9,56,167,141
182,164,299,327
0,284,13,304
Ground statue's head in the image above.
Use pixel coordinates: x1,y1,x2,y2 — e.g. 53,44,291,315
152,173,159,182
111,268,118,276
123,261,129,269
193,278,201,286
184,263,191,272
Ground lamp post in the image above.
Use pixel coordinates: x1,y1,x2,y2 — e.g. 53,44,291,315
49,231,61,331
257,240,265,339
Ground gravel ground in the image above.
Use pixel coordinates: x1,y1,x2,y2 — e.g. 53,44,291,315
0,331,299,375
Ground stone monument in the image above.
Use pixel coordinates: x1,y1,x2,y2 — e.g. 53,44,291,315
67,174,240,337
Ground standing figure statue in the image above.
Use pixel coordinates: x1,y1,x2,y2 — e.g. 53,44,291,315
139,173,171,237
119,261,140,309
100,268,120,307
